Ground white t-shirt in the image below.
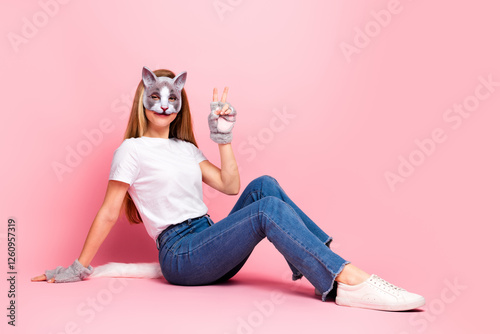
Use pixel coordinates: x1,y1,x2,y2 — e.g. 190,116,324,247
108,136,208,243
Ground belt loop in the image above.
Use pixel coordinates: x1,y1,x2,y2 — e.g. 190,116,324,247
205,214,213,226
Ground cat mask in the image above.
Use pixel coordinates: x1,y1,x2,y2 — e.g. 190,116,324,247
142,66,187,115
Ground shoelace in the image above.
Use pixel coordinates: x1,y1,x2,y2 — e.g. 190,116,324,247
371,275,406,292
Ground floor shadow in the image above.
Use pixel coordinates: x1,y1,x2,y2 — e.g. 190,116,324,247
155,271,321,300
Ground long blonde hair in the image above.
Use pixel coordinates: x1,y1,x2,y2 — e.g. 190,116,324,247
121,69,199,225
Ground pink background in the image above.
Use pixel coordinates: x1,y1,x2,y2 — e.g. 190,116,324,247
2,0,498,333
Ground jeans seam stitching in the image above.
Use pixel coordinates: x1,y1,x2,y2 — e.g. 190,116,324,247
261,210,333,276
174,212,262,256
241,189,261,207
163,225,195,253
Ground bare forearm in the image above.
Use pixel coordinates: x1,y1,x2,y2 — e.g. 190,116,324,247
78,210,115,268
218,143,240,194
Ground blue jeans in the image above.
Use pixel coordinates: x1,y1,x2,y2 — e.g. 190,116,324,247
157,175,350,301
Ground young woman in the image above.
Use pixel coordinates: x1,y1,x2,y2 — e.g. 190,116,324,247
32,67,425,312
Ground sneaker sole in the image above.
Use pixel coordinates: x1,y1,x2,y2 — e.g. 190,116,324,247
335,296,425,311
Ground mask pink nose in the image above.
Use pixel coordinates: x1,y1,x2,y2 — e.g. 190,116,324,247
161,106,168,112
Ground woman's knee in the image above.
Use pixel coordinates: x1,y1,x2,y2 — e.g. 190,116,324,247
250,174,279,189
258,196,289,215
258,197,302,231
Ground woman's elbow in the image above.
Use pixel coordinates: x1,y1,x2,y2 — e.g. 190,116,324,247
97,207,120,224
225,185,240,196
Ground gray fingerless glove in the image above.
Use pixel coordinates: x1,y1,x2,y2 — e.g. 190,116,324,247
45,259,94,283
208,101,237,144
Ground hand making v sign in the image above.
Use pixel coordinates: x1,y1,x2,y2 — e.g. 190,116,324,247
208,86,237,144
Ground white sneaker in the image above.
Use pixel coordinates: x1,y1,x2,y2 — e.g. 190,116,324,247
335,274,425,311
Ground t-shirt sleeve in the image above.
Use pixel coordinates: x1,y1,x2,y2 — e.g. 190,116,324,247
108,139,140,185
191,143,207,164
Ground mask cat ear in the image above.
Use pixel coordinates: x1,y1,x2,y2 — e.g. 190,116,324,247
173,71,187,92
142,66,157,87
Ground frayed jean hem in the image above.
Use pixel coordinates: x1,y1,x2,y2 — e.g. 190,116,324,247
290,235,334,281
321,260,350,302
